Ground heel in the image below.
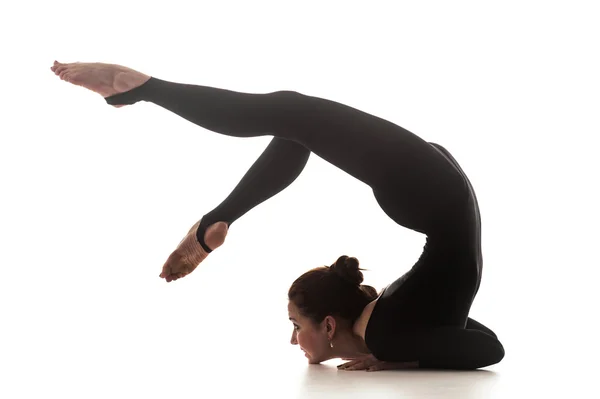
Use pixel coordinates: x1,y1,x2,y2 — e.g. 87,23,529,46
195,219,229,253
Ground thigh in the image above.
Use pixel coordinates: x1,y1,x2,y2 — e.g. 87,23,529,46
379,140,483,294
380,245,479,328
278,92,470,234
410,249,480,325
370,141,471,236
428,142,483,296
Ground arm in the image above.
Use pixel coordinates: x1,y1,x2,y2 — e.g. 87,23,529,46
369,326,505,370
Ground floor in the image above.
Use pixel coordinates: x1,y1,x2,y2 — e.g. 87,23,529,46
4,2,599,398
289,363,585,398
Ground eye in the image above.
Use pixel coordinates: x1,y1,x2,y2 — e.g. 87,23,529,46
293,324,300,331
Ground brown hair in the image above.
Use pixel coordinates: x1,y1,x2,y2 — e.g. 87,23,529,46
288,255,379,325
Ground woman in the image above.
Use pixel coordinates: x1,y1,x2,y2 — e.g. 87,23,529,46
50,61,505,371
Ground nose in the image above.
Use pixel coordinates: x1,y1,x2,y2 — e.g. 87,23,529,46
290,331,298,345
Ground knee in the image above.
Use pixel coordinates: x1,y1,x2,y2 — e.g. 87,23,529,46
264,90,312,137
482,339,505,368
269,90,304,102
493,341,506,365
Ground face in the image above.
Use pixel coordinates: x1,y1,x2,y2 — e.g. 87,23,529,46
288,301,333,364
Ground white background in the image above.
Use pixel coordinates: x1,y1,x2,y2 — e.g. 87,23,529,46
1,1,598,398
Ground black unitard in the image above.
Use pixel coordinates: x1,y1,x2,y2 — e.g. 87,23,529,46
105,77,505,369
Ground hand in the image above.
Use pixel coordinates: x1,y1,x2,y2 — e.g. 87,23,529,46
337,354,419,372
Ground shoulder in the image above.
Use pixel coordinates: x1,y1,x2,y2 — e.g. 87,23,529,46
352,290,384,340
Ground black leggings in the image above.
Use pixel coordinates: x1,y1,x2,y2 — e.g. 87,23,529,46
106,77,471,237
105,77,501,368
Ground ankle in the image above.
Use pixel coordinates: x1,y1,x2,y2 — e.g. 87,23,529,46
113,71,151,93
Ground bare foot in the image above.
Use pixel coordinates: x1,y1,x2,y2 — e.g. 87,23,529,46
159,221,229,283
50,60,151,107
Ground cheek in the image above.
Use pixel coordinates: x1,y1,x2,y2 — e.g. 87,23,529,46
297,330,319,353
296,331,307,348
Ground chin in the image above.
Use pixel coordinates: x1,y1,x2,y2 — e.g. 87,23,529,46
306,353,329,365
303,352,319,364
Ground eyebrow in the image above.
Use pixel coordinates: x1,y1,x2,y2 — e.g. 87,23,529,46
289,317,297,322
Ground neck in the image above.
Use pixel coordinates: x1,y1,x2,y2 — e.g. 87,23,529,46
329,329,371,359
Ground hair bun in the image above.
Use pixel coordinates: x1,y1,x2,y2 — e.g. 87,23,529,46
330,255,363,286
359,284,378,300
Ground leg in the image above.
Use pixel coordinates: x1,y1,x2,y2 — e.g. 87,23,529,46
196,137,311,253
466,317,498,339
53,61,468,229
372,144,483,337
369,324,505,370
105,76,468,222
158,136,310,282
52,62,314,281
51,61,469,281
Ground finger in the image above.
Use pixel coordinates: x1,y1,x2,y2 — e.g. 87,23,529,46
366,361,387,372
337,360,358,369
345,361,366,371
345,354,378,369
338,356,371,370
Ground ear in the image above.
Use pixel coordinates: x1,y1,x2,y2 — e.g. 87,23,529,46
323,315,337,339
